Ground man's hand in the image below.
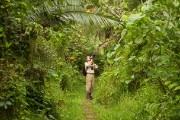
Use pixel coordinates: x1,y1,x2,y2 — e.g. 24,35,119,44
90,58,93,65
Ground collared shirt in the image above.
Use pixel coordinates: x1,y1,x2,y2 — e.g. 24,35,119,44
85,62,98,74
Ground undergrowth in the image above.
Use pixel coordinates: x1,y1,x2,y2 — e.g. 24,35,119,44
93,80,180,120
45,75,86,120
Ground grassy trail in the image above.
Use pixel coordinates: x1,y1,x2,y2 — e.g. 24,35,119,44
61,81,97,120
83,100,96,120
48,79,97,120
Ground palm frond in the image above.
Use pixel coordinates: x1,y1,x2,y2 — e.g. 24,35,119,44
27,0,118,26
62,12,117,26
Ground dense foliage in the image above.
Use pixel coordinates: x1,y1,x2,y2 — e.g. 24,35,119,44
0,0,180,120
0,0,111,119
94,0,180,119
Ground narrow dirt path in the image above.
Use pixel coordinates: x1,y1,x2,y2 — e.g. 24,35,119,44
83,100,96,120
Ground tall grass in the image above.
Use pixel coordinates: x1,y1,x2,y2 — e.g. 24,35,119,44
45,75,86,120
92,80,172,120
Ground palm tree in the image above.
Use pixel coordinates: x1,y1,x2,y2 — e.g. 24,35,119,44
27,0,117,27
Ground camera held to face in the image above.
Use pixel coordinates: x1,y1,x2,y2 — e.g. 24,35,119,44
90,57,94,70
90,60,94,70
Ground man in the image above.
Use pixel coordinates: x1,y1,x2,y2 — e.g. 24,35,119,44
85,56,98,100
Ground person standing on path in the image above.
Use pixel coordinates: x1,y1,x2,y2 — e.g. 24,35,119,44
85,55,98,100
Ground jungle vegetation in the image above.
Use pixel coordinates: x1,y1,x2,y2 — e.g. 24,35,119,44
0,0,180,120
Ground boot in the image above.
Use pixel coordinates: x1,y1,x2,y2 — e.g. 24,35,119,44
86,92,92,100
89,93,93,100
86,92,90,99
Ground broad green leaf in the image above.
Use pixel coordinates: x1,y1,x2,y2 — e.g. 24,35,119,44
121,14,128,21
156,26,161,31
127,13,145,25
5,41,12,48
152,55,160,61
131,75,134,79
163,11,169,18
173,0,180,7
48,69,58,77
120,29,127,41
168,83,179,89
114,44,122,53
107,52,114,58
124,79,132,84
4,104,7,109
114,57,121,62
164,81,171,85
128,56,136,61
0,102,4,107
174,86,180,91
6,101,12,106
141,79,150,85
141,5,150,11
129,13,144,21
114,44,120,50
107,58,114,64
142,46,152,53
48,115,56,120
134,36,143,44
0,27,5,37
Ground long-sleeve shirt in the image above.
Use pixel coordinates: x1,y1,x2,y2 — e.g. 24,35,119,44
85,62,98,74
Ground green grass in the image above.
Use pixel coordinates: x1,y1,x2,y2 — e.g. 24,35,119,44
92,83,165,120
59,88,85,120
92,96,143,120
45,77,86,120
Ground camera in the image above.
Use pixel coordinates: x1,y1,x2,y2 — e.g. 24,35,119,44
90,57,94,70
89,53,95,70
91,66,94,70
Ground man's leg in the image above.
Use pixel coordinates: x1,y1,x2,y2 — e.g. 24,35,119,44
90,74,94,99
86,74,92,100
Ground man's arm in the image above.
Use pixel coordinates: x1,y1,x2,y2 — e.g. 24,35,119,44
94,63,98,69
85,62,88,70
85,62,91,70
